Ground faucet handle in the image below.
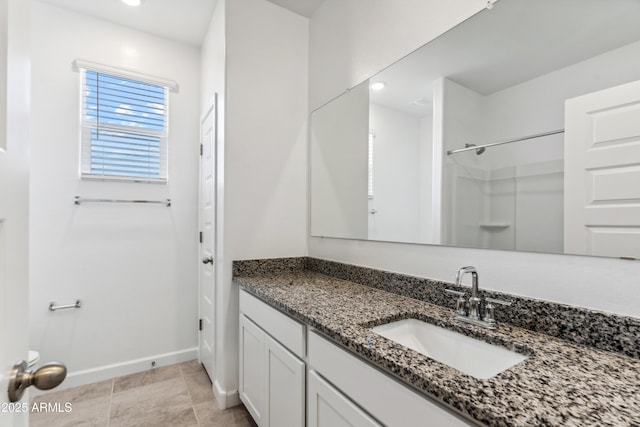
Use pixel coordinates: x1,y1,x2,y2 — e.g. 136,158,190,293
445,289,467,316
485,297,512,306
483,301,496,324
483,298,511,325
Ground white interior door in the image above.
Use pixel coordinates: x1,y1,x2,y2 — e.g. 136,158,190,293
564,80,640,258
0,0,31,425
199,96,217,379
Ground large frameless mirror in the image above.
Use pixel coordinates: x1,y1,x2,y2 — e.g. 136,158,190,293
310,0,640,259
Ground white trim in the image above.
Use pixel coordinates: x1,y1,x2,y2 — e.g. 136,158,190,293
72,58,179,92
213,379,241,409
30,347,197,397
200,96,215,123
80,174,168,185
198,95,218,390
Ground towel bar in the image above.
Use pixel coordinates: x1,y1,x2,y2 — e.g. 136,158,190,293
49,300,82,311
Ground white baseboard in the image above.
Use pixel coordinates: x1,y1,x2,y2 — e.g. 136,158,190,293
31,347,198,397
213,379,240,409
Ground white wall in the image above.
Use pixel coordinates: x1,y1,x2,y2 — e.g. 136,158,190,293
201,0,225,114
311,81,369,239
514,167,563,253
225,0,308,260
369,103,422,243
419,115,434,243
0,1,6,146
485,174,515,250
199,0,309,407
29,2,201,387
438,77,486,247
308,0,640,318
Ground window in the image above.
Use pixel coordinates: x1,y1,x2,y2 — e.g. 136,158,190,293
79,66,170,183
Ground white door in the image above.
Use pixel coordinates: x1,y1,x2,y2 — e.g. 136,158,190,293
308,370,381,427
199,96,217,379
239,315,266,426
565,80,640,258
0,0,30,425
265,334,305,427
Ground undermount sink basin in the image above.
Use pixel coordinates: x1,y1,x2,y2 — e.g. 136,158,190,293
371,319,528,380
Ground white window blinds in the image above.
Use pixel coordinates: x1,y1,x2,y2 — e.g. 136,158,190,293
79,67,170,183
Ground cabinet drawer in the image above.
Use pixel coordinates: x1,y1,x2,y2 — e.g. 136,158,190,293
239,289,305,358
308,331,474,427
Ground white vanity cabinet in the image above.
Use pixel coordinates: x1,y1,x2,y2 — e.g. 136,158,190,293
239,289,474,427
239,290,305,427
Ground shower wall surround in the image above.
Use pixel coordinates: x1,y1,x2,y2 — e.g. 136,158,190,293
233,257,640,359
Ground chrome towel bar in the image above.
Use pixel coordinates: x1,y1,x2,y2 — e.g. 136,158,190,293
446,129,564,155
74,196,171,206
49,300,82,312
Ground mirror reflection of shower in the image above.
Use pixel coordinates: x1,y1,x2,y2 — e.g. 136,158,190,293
310,0,640,258
444,131,564,253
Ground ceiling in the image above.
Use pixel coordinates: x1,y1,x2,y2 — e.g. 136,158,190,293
265,0,325,18
36,0,323,46
37,0,218,46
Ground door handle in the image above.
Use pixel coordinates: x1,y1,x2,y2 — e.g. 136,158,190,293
8,360,67,402
202,256,213,264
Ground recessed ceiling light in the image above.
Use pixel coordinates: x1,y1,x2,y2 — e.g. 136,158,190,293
371,82,386,91
121,0,144,7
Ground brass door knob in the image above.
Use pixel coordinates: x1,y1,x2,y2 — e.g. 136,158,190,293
8,360,67,402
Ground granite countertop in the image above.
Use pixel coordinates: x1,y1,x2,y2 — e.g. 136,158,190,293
235,271,640,427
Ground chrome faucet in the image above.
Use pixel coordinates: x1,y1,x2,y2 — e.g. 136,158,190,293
445,266,511,329
455,266,481,320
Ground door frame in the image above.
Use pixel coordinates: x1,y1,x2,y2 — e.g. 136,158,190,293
198,95,217,379
1,0,31,425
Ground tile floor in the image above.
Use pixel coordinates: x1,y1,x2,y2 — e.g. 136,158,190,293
29,360,256,427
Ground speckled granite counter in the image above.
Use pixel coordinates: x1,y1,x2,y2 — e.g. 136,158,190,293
235,270,640,427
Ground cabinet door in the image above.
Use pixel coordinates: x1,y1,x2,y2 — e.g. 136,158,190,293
239,314,267,425
308,370,381,427
265,334,305,427
308,332,474,426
